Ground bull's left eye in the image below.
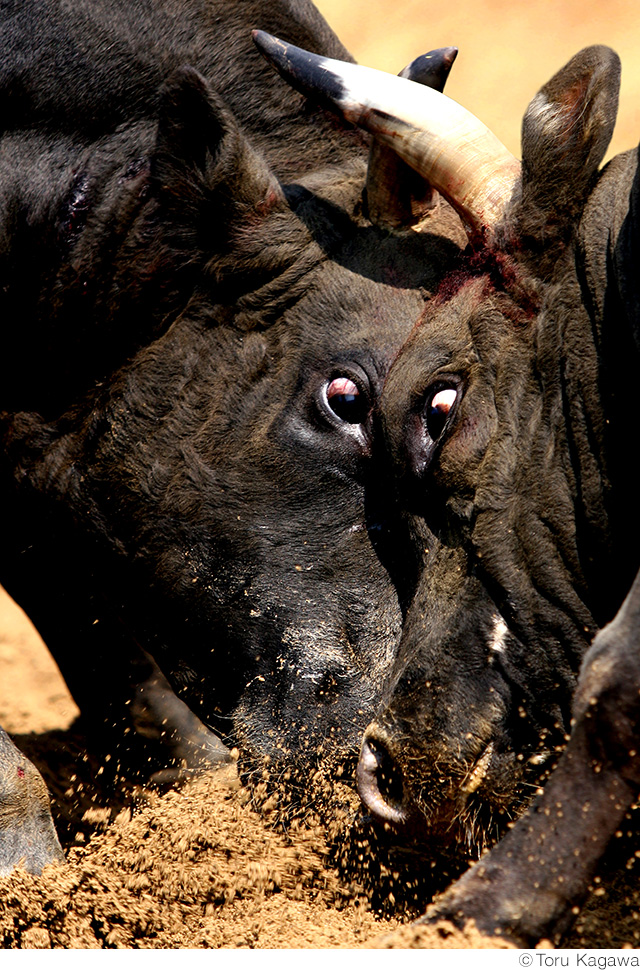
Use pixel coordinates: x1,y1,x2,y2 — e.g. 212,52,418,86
425,385,458,440
326,377,369,424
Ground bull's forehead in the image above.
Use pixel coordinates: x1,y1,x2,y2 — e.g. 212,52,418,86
385,275,531,399
380,280,482,433
288,260,428,356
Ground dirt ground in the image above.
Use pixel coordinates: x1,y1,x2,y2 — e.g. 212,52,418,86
0,586,510,950
2,584,640,950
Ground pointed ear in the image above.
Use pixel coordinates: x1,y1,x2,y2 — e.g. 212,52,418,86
152,66,282,247
508,46,620,266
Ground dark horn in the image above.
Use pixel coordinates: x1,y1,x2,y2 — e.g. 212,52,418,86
252,30,350,115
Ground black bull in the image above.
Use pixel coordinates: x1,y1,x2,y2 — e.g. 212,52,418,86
0,1,467,874
271,33,640,946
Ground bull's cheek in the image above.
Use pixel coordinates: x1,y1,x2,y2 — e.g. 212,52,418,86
423,419,496,531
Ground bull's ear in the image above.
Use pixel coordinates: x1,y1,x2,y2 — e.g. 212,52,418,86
152,66,281,246
509,46,620,266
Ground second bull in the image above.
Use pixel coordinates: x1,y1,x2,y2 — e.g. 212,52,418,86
267,31,640,945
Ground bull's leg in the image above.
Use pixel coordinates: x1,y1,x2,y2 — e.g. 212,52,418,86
418,570,640,947
127,651,234,784
1,561,232,782
0,726,65,876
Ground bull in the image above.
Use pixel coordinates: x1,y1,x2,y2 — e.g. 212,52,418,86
259,36,640,944
0,1,466,876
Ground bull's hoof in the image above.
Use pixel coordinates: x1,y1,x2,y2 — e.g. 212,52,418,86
0,728,65,877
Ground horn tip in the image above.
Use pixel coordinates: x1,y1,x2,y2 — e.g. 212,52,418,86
399,47,459,89
252,30,283,59
443,47,459,67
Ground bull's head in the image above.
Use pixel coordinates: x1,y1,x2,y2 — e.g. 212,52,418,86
0,15,469,804
257,36,635,852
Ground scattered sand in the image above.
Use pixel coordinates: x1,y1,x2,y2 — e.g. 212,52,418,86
0,587,507,949
4,0,640,952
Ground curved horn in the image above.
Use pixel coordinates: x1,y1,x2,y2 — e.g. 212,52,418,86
252,31,521,241
366,47,458,229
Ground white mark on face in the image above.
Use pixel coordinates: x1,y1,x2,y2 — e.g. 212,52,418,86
489,615,509,654
461,742,495,795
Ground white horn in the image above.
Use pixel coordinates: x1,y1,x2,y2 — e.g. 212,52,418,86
253,31,521,240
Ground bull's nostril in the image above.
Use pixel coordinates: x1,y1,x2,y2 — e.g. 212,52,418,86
356,734,407,826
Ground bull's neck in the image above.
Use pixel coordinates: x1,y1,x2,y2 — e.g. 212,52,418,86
556,151,640,627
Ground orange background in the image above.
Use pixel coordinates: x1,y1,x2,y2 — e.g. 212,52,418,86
315,0,640,162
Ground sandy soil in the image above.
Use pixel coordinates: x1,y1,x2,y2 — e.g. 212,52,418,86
2,584,640,950
0,586,511,950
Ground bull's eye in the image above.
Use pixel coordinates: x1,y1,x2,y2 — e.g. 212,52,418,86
425,385,458,440
326,376,369,424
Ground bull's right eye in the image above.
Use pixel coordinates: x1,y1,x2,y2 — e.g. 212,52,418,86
424,384,458,441
326,377,369,424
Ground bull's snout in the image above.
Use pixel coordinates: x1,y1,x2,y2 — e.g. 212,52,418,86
357,715,521,847
356,727,409,828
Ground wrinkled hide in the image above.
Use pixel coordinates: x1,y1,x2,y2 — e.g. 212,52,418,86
373,48,640,942
210,32,640,943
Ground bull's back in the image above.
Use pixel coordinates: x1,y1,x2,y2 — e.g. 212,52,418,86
0,0,364,178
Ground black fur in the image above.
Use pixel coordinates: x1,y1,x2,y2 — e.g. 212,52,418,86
0,0,466,873
366,45,640,943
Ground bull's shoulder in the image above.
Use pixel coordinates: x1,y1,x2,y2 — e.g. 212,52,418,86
578,148,640,344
